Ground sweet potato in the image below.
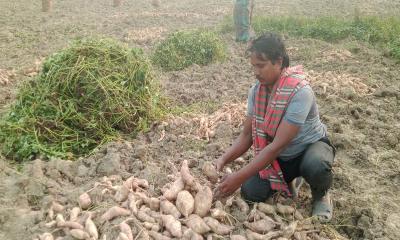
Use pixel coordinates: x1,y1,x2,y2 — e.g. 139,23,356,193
52,202,65,213
69,207,81,222
117,232,129,240
44,220,57,228
160,199,181,219
62,221,84,229
134,191,150,204
48,207,54,220
128,193,138,215
149,197,160,211
161,214,182,238
119,221,134,240
123,176,136,190
121,198,129,209
293,231,307,240
85,216,98,240
151,225,161,232
246,229,282,240
123,176,148,190
148,231,172,240
257,202,276,215
55,214,66,227
147,210,162,223
70,229,90,239
137,208,156,223
194,186,213,217
114,185,130,202
142,222,158,230
182,228,204,240
162,230,172,238
276,203,295,215
176,190,195,217
266,231,284,239
201,162,218,183
204,217,234,235
137,230,150,240
78,192,92,210
161,183,171,194
39,233,54,240
244,218,276,234
134,178,149,189
163,177,185,201
210,208,228,221
185,214,210,235
181,160,195,187
246,230,263,240
248,205,267,222
234,197,249,214
101,206,130,222
282,221,297,238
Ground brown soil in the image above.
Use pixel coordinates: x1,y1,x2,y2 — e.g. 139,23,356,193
1,0,400,240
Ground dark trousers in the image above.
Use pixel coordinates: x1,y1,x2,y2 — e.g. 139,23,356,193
241,138,335,202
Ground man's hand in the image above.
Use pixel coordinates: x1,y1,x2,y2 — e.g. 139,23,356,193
214,173,243,199
215,157,226,172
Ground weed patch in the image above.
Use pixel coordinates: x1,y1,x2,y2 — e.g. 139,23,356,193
220,15,400,61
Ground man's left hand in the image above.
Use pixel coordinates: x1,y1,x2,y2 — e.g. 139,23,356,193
214,173,243,199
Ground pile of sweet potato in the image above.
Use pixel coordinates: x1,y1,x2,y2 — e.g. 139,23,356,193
34,160,317,240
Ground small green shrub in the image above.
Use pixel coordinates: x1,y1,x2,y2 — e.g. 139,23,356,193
152,29,226,71
0,38,165,162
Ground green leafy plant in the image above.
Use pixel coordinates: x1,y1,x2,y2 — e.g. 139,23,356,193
0,38,165,161
152,29,226,71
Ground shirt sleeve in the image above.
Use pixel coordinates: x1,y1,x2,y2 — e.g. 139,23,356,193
246,84,257,117
283,86,314,125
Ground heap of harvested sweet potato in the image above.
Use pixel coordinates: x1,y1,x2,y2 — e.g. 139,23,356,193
35,160,315,240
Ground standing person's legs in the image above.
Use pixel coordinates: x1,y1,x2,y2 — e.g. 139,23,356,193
233,0,252,42
299,138,335,221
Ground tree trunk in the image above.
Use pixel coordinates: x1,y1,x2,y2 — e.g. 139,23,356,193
42,0,52,12
113,0,122,7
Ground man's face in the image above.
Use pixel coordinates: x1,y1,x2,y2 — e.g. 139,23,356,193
250,52,282,86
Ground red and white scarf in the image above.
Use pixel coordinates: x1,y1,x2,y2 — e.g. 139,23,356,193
252,65,308,196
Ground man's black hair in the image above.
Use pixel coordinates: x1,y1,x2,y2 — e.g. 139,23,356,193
247,32,290,69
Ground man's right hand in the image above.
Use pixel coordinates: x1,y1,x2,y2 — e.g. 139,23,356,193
215,157,226,172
